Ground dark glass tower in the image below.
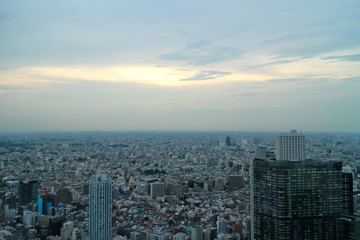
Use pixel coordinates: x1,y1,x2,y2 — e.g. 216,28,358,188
342,172,354,214
251,159,343,240
225,136,231,146
18,180,39,207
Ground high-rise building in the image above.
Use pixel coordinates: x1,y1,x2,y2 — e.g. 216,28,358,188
165,182,185,200
251,159,343,239
342,214,360,240
89,174,112,240
204,227,217,240
214,177,225,191
228,175,244,191
173,232,189,240
276,130,305,161
225,136,231,146
0,191,5,218
251,132,344,240
191,225,204,240
342,166,354,215
18,180,39,209
216,218,227,234
150,182,165,199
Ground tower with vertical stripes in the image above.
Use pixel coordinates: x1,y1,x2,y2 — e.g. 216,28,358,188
89,174,112,240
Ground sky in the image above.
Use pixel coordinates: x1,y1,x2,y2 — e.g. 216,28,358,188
0,0,360,132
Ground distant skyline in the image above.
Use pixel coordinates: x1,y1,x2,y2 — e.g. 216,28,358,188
1,1,360,132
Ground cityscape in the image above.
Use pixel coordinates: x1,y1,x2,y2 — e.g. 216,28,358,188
1,1,360,239
0,130,359,239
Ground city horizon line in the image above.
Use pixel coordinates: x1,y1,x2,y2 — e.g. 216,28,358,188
1,129,360,135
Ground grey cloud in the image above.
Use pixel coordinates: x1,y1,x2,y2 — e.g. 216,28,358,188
0,85,31,90
264,59,297,65
265,77,358,85
159,43,240,66
245,59,298,70
323,54,360,62
237,92,261,96
25,75,83,84
181,70,231,81
284,37,360,59
267,78,312,83
343,77,360,82
255,27,360,59
185,40,211,49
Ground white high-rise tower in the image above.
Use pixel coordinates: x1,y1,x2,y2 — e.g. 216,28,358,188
89,174,112,240
276,130,305,161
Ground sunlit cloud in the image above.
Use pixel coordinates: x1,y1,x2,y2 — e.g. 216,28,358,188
1,47,359,93
181,71,232,81
1,66,193,88
0,1,359,131
0,64,271,90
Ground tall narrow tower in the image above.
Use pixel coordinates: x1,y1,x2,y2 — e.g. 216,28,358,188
276,130,305,161
89,174,112,240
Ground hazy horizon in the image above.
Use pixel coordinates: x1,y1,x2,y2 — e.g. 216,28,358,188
1,1,359,132
1,129,359,136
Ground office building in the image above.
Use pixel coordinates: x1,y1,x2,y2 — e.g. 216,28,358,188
89,174,112,240
173,232,189,240
276,130,305,161
217,218,227,234
251,158,343,240
150,182,165,199
214,177,225,191
165,182,185,200
342,166,354,214
251,131,344,240
204,227,217,240
225,136,231,146
18,180,39,210
342,214,360,240
191,225,204,240
228,175,244,191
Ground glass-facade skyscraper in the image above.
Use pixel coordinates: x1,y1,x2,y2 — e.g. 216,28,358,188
18,180,39,209
251,159,343,239
89,174,112,240
251,131,343,240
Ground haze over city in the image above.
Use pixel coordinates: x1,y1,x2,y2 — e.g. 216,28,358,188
0,1,359,132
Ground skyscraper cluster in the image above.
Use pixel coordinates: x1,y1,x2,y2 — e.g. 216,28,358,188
251,130,355,240
0,131,359,239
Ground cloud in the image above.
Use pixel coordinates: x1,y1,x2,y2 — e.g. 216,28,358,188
342,76,360,82
254,24,360,59
245,59,299,70
159,42,240,66
185,40,211,49
237,92,261,97
0,85,31,92
266,78,314,83
181,70,232,81
323,54,360,62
